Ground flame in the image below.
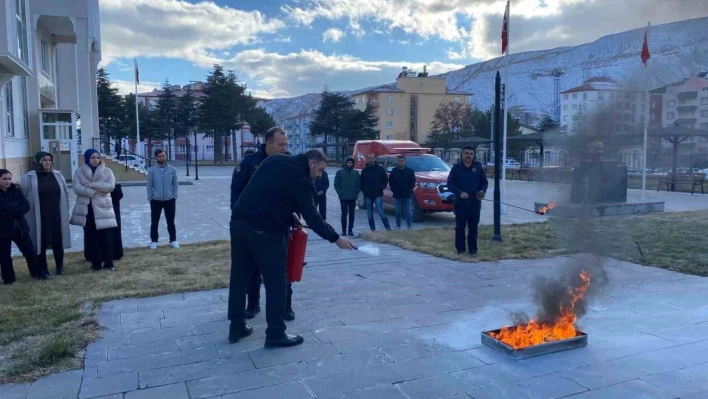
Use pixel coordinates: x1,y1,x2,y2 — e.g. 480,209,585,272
489,270,591,349
537,201,556,215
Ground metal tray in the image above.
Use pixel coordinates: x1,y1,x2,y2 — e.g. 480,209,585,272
480,328,588,360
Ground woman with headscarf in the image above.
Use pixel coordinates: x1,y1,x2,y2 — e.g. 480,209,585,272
0,169,44,283
71,149,118,271
20,151,71,277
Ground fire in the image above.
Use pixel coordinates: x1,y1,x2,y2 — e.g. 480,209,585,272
537,201,556,215
490,270,591,349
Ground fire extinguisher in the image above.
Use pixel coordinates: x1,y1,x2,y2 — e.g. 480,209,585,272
287,226,308,282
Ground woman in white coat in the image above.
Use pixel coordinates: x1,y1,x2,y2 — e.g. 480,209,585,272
71,149,118,271
21,151,71,277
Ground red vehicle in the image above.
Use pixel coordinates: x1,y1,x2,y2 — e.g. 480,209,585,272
353,140,454,222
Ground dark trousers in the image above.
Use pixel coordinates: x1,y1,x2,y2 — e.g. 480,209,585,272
454,200,482,254
340,199,356,232
0,230,38,284
228,218,288,339
37,237,64,274
85,206,114,268
314,194,327,220
150,199,177,242
247,257,293,310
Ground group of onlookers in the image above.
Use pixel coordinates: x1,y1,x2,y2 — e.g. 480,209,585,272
0,147,180,285
332,153,416,236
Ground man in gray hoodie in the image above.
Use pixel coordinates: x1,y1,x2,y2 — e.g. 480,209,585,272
147,149,179,249
334,156,360,236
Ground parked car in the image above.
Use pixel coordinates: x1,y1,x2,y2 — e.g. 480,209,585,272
353,140,455,222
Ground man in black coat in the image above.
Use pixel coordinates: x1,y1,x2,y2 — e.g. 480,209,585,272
228,149,355,348
314,170,329,220
388,155,416,230
446,146,488,255
231,128,291,320
359,153,391,231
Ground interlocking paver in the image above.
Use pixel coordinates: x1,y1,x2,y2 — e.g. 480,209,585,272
304,365,403,398
108,338,179,360
0,383,31,399
397,373,470,399
124,382,188,399
79,373,138,398
27,370,82,399
97,346,220,376
305,349,394,376
387,351,484,380
220,381,314,399
467,374,588,399
138,355,254,388
248,342,340,368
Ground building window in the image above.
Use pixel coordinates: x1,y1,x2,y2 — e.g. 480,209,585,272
15,0,29,63
466,96,473,103
563,105,568,111
40,38,52,75
610,92,616,100
386,108,393,116
701,110,708,118
5,81,14,137
454,97,460,103
583,93,587,101
385,135,393,140
668,100,676,107
701,123,708,130
563,94,568,100
572,93,578,99
19,77,28,138
387,95,393,102
702,97,708,105
563,116,568,122
598,92,605,101
386,122,393,129
667,112,675,119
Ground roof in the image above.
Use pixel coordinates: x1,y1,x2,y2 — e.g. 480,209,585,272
350,83,473,97
561,76,641,94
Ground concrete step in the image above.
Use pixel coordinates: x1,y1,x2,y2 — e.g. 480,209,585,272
101,156,147,181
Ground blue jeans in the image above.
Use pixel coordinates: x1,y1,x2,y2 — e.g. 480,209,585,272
395,198,413,228
365,197,390,231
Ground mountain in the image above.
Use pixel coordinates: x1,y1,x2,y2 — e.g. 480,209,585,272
264,17,708,127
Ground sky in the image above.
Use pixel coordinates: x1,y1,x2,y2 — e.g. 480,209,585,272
100,0,708,99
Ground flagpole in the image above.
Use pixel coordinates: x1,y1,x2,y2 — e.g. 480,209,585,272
134,59,141,160
501,0,510,215
641,22,650,200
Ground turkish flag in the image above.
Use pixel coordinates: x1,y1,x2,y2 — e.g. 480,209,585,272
501,1,509,55
641,25,651,66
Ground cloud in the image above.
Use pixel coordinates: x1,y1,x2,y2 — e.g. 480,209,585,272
221,49,465,98
322,28,346,43
283,0,708,61
273,36,292,43
100,0,285,66
113,79,161,96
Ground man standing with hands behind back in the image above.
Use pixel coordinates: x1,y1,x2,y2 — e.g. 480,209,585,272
446,146,488,255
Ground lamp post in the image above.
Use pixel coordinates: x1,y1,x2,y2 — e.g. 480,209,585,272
492,71,503,242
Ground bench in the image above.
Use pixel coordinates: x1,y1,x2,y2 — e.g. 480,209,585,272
657,173,705,194
510,168,534,182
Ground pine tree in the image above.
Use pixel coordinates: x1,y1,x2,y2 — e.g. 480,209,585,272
310,91,355,156
96,68,125,142
247,101,276,138
156,80,178,159
176,89,200,161
341,104,379,142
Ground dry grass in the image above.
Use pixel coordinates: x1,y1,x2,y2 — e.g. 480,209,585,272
0,241,231,383
365,210,708,276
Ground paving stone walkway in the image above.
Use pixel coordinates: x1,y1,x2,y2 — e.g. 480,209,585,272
4,166,708,398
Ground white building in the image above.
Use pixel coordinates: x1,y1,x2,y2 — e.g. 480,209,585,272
0,0,101,181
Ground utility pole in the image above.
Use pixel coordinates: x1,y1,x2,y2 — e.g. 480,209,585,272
493,71,503,242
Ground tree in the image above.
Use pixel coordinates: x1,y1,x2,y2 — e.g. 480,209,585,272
96,68,125,142
246,102,276,138
341,104,379,142
428,101,467,148
198,65,249,165
155,80,178,159
175,89,200,161
468,108,493,139
310,90,355,153
538,114,560,132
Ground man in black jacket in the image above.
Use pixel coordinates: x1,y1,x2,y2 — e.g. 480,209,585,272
228,149,355,348
446,146,488,255
388,155,416,230
359,153,391,231
314,170,329,220
231,128,291,321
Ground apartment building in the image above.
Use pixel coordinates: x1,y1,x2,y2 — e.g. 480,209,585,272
351,66,473,144
649,73,708,156
282,112,314,155
0,0,101,180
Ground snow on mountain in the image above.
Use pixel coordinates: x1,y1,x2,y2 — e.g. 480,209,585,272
264,17,708,127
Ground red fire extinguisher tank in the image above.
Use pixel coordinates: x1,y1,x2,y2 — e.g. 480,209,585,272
287,227,308,282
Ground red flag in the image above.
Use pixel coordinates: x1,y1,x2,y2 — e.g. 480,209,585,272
641,23,650,66
134,58,140,85
501,1,509,55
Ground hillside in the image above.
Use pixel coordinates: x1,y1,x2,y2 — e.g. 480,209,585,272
264,17,708,126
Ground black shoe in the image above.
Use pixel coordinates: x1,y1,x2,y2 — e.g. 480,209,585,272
283,308,295,321
264,333,304,349
228,324,254,343
469,251,477,256
341,230,347,236
91,265,101,271
103,264,116,271
55,268,64,276
348,230,354,236
245,305,261,319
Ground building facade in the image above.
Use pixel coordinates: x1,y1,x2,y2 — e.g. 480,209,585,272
351,66,473,145
0,0,101,180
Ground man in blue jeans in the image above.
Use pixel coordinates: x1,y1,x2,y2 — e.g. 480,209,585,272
359,153,391,231
388,155,416,229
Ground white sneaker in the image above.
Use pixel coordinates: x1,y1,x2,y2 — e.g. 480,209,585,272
170,241,180,249
150,242,158,250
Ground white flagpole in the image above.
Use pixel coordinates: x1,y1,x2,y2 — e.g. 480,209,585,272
134,58,141,159
641,22,650,200
501,0,510,215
